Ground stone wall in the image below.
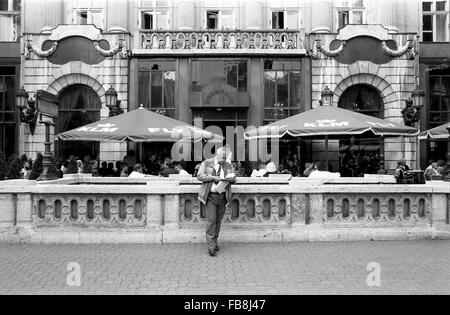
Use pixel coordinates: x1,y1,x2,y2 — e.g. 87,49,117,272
0,176,449,244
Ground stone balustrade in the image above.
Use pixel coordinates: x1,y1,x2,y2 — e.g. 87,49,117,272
136,29,305,56
0,176,449,243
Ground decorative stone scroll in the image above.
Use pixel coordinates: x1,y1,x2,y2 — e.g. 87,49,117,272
94,39,128,59
25,39,58,60
323,193,431,224
32,194,147,227
381,39,415,59
179,193,291,228
141,30,301,51
311,39,346,59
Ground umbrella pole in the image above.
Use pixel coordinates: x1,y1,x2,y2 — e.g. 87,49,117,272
325,135,329,171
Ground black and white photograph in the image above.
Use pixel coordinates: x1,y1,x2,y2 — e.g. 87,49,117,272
0,0,449,299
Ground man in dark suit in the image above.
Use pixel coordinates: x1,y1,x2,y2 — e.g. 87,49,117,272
197,147,236,257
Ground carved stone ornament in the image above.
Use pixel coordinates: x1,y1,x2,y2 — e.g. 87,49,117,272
311,39,346,59
94,39,128,59
381,39,415,59
25,39,58,59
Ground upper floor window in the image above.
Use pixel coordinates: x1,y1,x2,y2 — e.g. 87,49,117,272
72,0,104,30
270,10,299,29
0,0,20,41
204,10,235,29
336,0,365,29
422,1,449,42
141,10,168,29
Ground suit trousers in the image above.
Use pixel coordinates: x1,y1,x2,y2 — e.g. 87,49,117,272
205,193,227,250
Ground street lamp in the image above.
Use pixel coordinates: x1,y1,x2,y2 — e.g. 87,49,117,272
412,87,425,109
321,86,334,107
16,87,38,135
105,86,123,117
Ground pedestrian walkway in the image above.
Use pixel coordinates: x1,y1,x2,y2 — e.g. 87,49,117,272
0,241,449,295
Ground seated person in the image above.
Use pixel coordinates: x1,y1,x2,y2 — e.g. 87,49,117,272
303,162,315,177
308,161,339,179
129,164,146,178
173,162,191,176
251,162,267,178
161,162,178,177
424,161,439,181
263,162,278,177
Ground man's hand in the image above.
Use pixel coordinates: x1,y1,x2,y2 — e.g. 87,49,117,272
213,176,221,184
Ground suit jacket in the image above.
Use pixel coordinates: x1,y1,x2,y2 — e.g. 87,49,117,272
197,158,234,205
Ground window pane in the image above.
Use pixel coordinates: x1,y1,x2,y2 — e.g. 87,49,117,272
353,11,363,24
436,14,447,41
264,71,276,109
225,63,237,88
151,72,163,108
422,2,432,11
423,31,433,41
436,1,446,11
4,76,14,111
286,11,298,29
339,11,349,29
238,61,247,92
77,11,88,24
91,11,103,29
138,71,150,108
156,12,168,29
163,71,175,109
423,15,433,31
0,0,8,10
272,11,284,29
290,71,301,110
142,13,153,29
207,11,218,29
277,71,288,107
4,124,15,158
442,77,450,111
221,12,234,29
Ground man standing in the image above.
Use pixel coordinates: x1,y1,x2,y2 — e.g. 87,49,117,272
197,147,236,257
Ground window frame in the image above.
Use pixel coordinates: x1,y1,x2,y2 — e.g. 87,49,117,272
140,9,170,30
263,60,302,124
268,9,301,30
428,74,450,128
421,0,449,42
0,70,17,158
335,0,366,30
72,0,105,30
203,9,236,30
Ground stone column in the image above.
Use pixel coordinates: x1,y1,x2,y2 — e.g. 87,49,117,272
381,0,398,32
106,0,129,32
243,0,263,29
175,0,195,30
311,0,333,33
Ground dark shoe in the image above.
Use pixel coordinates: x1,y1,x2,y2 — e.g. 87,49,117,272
215,245,220,252
208,249,216,257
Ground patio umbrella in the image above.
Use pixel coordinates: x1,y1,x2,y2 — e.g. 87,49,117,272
244,105,419,170
56,106,221,142
418,123,450,140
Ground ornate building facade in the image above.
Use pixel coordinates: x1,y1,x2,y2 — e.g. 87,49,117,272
11,0,450,171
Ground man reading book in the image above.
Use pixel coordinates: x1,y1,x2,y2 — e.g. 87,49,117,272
197,147,236,257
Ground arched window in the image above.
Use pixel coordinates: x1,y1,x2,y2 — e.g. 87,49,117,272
338,84,383,118
338,84,384,176
56,84,101,160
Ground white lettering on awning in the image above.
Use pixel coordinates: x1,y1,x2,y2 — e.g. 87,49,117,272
304,120,349,128
78,123,118,133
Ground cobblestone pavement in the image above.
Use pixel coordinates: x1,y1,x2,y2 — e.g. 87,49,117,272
0,240,449,295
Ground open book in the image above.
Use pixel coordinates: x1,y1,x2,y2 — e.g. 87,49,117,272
214,173,236,194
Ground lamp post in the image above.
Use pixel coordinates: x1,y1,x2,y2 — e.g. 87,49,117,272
105,86,123,117
16,87,38,135
321,86,334,171
321,86,334,107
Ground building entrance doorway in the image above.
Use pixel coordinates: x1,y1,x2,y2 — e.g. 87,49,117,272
56,84,101,161
338,84,384,176
193,108,248,161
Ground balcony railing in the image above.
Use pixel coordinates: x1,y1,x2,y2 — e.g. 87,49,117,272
139,29,303,52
